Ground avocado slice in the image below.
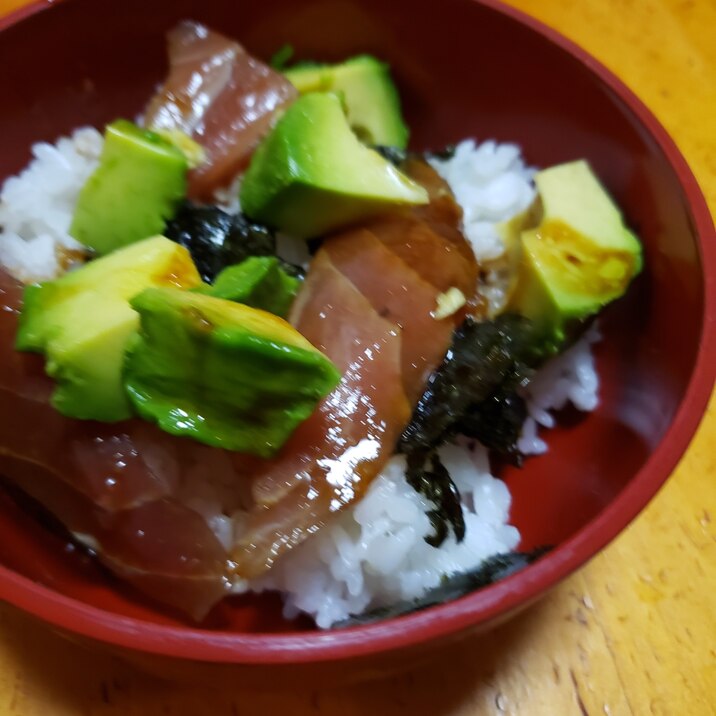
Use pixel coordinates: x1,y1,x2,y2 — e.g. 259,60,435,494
198,256,300,317
16,236,202,421
239,93,428,238
284,55,409,149
506,160,642,348
124,287,341,456
70,120,188,255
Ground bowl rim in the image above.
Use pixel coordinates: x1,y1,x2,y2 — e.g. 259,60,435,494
0,0,714,665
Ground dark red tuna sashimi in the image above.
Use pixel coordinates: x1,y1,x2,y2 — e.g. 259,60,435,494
231,160,480,578
143,21,297,200
235,250,411,577
324,229,455,403
0,270,231,620
363,157,481,299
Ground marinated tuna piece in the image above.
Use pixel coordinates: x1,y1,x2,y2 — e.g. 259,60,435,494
324,159,482,399
363,157,480,299
236,250,410,572
143,21,297,199
323,229,456,402
230,160,480,577
0,270,231,620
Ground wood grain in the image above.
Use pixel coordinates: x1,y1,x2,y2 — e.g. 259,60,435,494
0,0,714,713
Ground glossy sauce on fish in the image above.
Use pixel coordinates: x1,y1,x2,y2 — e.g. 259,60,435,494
143,21,297,200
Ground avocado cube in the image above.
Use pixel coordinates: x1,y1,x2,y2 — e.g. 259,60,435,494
197,256,300,317
284,55,409,149
507,160,642,346
240,93,428,238
70,120,188,255
124,287,341,456
16,236,202,421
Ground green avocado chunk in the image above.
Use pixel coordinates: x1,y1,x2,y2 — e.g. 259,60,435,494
284,55,409,149
506,160,642,349
70,120,188,255
239,93,428,238
16,236,202,421
197,257,300,317
123,287,341,456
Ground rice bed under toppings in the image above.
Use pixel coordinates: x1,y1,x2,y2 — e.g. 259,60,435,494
0,129,599,628
0,127,102,283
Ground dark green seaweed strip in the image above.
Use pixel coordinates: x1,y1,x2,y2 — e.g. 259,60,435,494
164,202,304,284
332,546,551,628
397,315,546,546
399,314,540,460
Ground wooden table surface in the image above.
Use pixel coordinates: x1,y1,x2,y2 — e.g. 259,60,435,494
0,0,714,713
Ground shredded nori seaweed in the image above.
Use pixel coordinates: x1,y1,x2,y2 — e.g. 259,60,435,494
405,451,465,547
164,202,304,283
400,314,541,460
332,546,551,627
458,388,528,465
398,315,551,546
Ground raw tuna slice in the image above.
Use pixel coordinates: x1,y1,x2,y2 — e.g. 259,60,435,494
143,21,297,199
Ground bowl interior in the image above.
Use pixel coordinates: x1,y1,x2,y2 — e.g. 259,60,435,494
0,0,708,645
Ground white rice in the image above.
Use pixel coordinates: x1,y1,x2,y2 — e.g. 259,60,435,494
254,444,520,628
0,127,102,282
519,326,601,455
0,130,599,628
429,139,536,262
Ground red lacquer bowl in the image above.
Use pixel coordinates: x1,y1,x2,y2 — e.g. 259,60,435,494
0,0,714,683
